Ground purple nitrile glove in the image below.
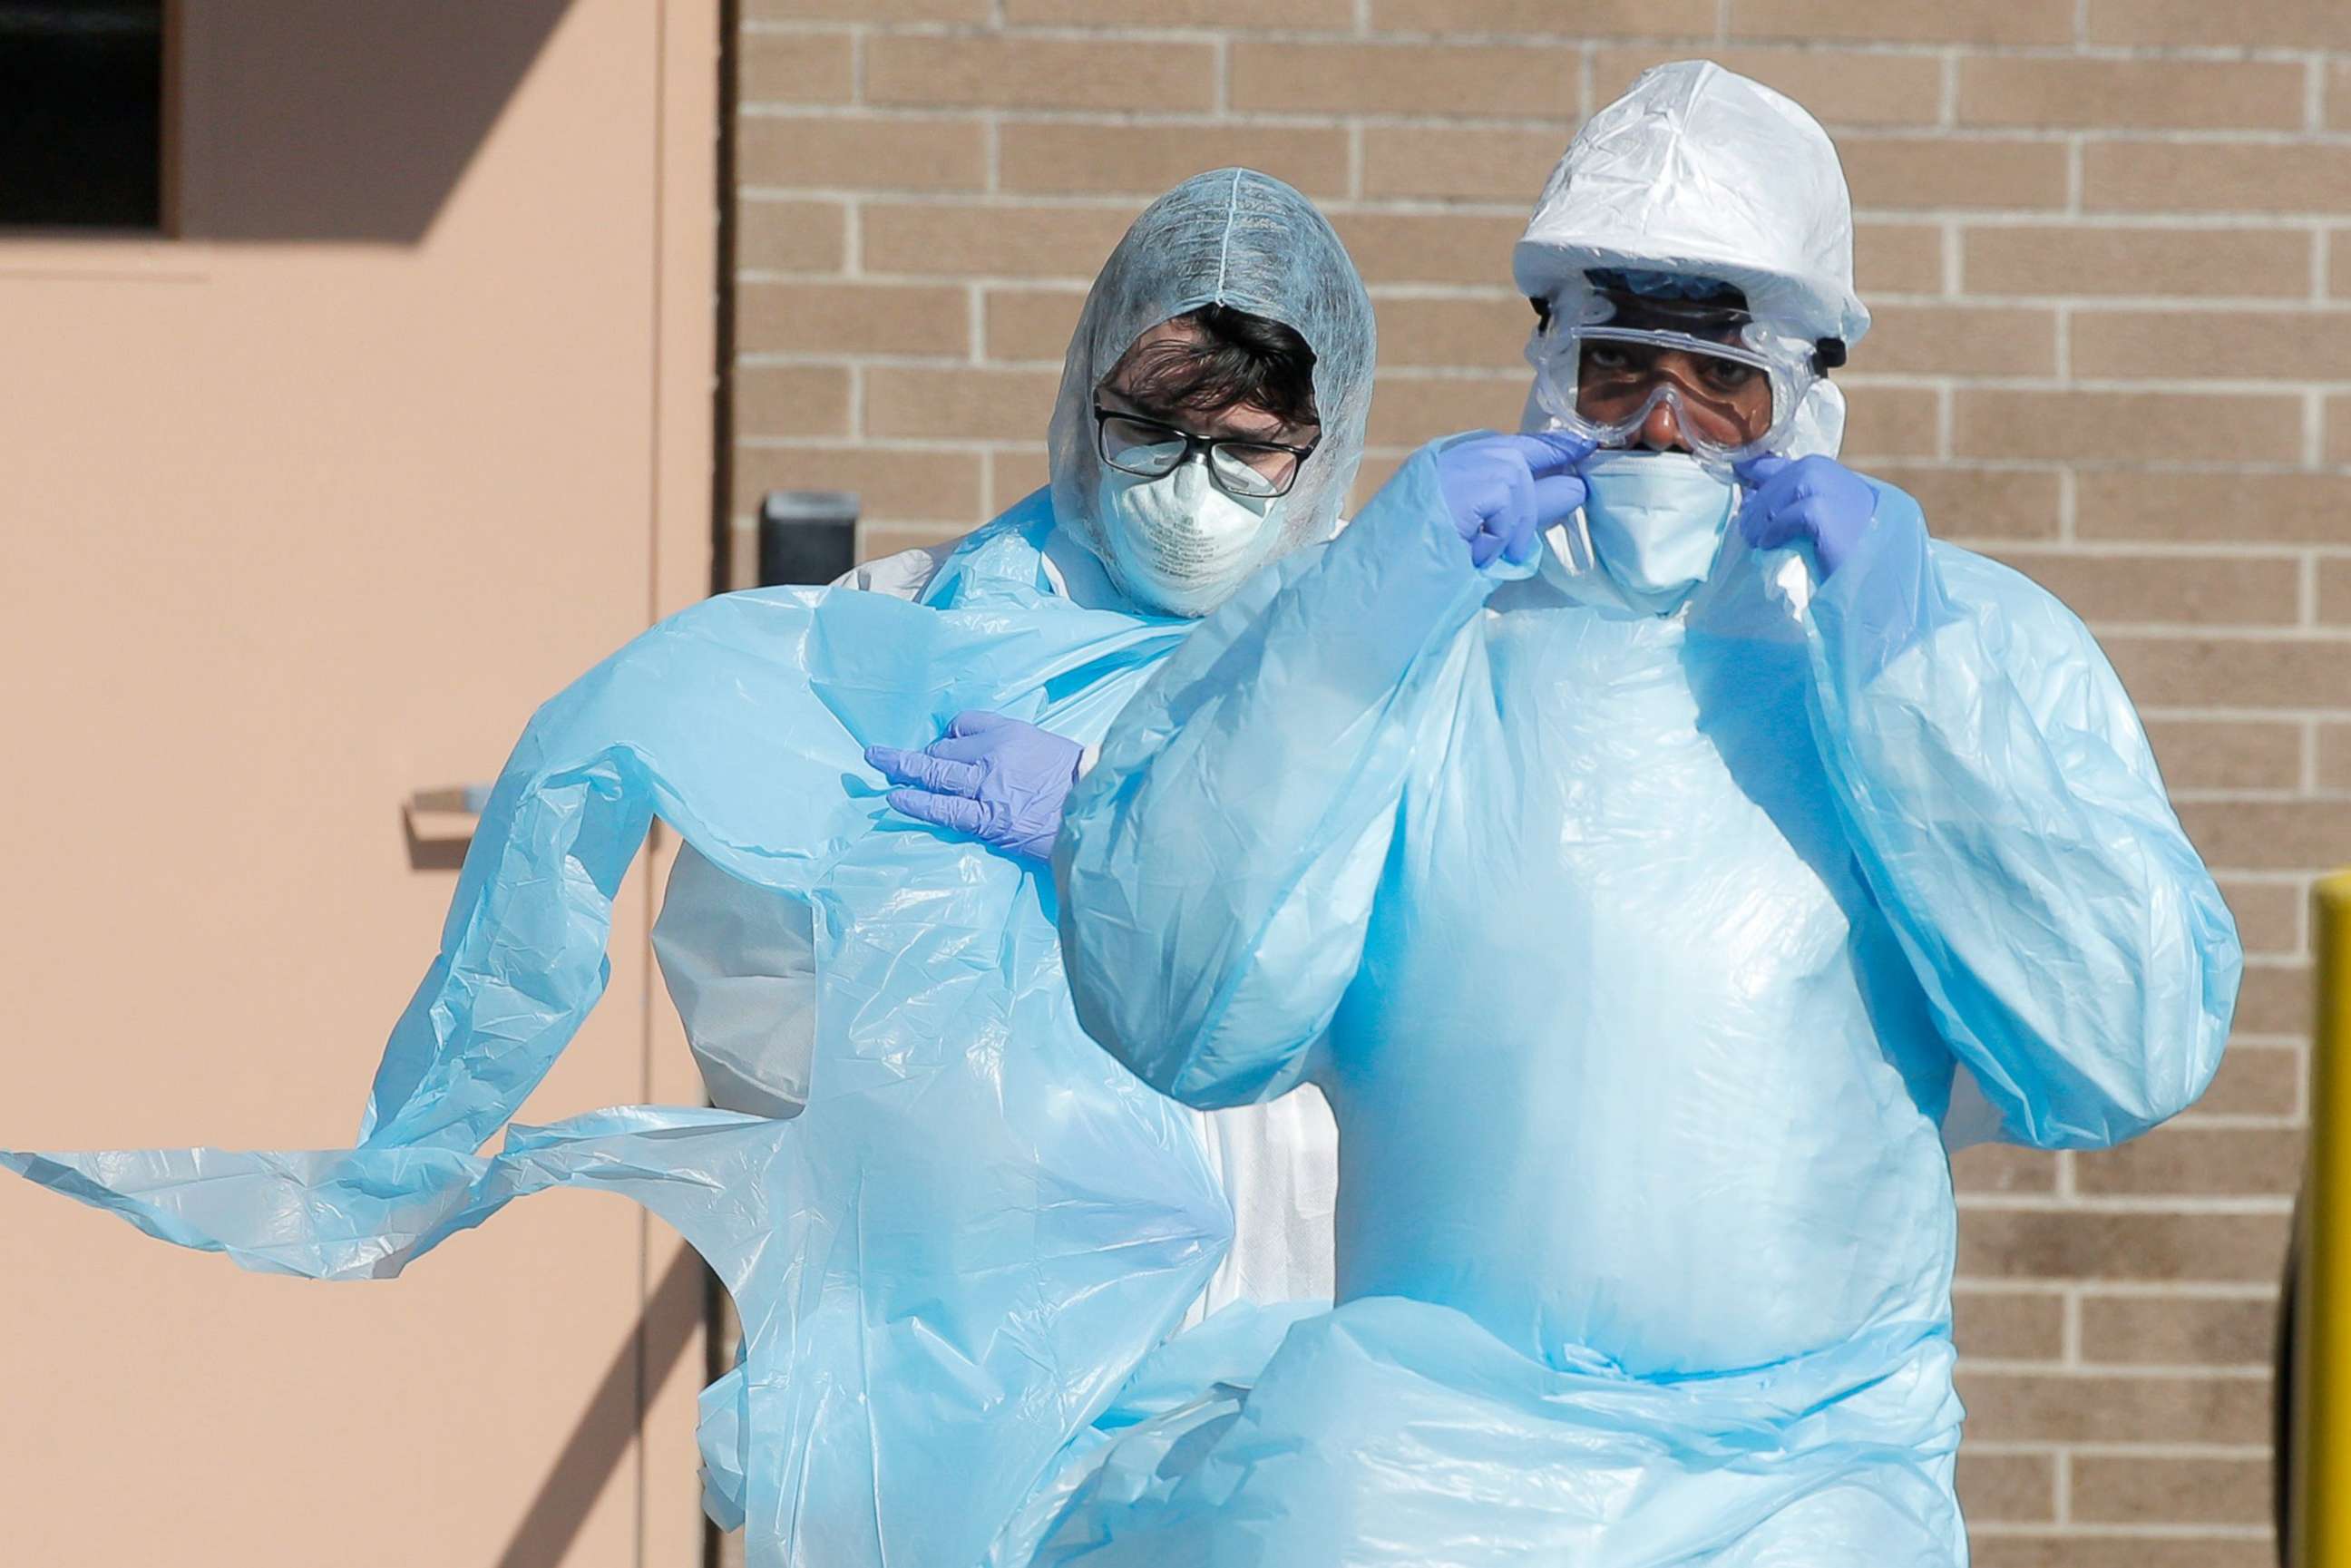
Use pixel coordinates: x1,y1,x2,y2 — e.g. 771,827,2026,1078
1737,453,1940,676
865,710,1083,866
1433,431,1595,569
1731,453,1882,579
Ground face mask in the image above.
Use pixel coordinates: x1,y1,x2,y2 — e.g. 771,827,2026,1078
1097,459,1286,618
1576,450,1739,616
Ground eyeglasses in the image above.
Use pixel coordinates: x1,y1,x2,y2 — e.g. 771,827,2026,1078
1091,404,1319,501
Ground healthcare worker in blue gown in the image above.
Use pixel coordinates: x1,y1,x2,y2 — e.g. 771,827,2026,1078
1045,63,2242,1565
5,169,1373,1568
650,192,1352,1328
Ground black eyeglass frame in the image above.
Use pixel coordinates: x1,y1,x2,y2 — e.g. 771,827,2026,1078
1090,403,1322,500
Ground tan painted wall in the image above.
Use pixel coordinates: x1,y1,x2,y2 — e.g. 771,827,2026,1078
0,3,718,1563
724,2,2348,1560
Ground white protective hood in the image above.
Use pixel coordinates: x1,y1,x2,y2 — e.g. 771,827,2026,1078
1514,61,1870,459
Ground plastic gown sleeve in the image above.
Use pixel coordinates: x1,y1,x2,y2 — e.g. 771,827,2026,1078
1058,448,1502,1107
1800,484,2241,1149
646,545,949,1122
8,568,1234,1568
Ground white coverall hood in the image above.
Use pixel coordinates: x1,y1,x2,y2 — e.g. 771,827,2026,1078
1513,60,1869,462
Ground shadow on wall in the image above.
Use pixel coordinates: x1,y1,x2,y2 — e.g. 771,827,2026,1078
175,0,573,243
496,1242,708,1568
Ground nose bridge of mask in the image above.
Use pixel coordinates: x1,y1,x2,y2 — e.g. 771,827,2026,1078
1167,448,1213,503
1578,448,1740,511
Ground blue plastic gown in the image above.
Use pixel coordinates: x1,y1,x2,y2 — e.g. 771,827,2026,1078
1045,443,2242,1563
5,507,1244,1568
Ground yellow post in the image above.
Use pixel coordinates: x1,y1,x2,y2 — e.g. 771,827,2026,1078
2294,871,2351,1565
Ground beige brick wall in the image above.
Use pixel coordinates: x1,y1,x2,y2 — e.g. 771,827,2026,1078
727,3,2349,1557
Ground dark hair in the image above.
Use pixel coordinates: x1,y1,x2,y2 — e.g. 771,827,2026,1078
1107,304,1320,430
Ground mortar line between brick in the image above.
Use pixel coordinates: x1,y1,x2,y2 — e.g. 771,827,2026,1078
1955,1192,2294,1213
1333,34,2320,63
1968,1524,2273,1541
757,105,2351,140
1966,1279,2278,1300
1938,210,2337,230
1962,540,2327,560
1972,1441,2269,1458
747,15,2318,61
1966,1359,2274,1379
1843,371,2341,394
758,187,2346,222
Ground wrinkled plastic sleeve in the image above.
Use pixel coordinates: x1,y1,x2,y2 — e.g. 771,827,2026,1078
1058,447,1500,1108
8,569,1231,1568
1801,487,2242,1148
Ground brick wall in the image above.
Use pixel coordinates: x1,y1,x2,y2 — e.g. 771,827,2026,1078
726,3,2349,1559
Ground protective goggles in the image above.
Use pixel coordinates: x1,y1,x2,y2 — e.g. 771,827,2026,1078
1526,292,1823,470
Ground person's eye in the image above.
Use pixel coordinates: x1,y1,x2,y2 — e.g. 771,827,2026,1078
1701,360,1761,394
1585,346,1634,372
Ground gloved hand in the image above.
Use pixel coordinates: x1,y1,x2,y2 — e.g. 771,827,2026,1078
1434,431,1595,568
867,712,1083,866
1730,454,1879,579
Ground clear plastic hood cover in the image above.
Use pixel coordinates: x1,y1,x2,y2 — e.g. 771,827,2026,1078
1513,60,1870,349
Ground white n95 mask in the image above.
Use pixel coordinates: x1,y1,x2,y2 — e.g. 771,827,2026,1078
1098,459,1286,618
1577,450,1739,616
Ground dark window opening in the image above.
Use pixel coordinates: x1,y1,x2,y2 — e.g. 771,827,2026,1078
0,1,165,229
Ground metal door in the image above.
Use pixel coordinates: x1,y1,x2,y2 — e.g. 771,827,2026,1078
0,2,717,1561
